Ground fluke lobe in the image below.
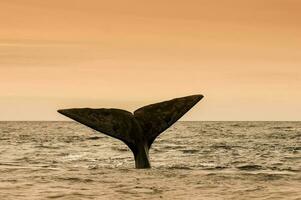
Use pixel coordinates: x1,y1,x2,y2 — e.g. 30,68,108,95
58,94,204,169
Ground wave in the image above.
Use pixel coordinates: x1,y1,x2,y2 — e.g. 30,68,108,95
236,164,264,171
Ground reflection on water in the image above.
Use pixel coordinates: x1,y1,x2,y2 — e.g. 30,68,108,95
0,121,300,199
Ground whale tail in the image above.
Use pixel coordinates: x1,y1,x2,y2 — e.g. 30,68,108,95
58,94,203,168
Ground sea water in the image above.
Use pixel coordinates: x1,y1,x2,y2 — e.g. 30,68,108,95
0,121,300,199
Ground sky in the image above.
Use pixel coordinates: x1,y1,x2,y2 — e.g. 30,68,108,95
0,0,300,121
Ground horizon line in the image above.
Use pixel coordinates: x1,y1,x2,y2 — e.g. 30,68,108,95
0,120,300,122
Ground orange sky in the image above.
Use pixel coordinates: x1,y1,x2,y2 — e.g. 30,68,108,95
0,0,300,120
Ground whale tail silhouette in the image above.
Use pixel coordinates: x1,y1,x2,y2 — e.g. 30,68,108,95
58,94,203,168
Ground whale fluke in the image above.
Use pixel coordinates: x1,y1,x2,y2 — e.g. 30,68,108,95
58,94,203,168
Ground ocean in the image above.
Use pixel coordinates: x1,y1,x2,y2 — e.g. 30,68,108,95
0,121,300,200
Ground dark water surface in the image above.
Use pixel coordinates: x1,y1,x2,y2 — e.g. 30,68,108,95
0,121,300,199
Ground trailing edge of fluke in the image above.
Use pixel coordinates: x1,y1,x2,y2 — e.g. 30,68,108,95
58,94,204,169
